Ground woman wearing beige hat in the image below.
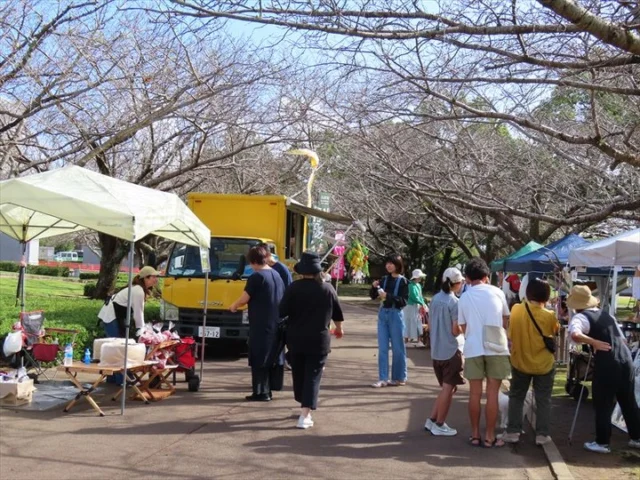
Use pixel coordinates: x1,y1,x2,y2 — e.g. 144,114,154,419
99,265,160,338
404,269,428,345
567,284,640,454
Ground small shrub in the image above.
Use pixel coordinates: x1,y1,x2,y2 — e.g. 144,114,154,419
83,282,97,297
0,261,20,273
79,272,100,280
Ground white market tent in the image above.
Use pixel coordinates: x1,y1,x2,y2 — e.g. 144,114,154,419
569,228,640,314
0,165,211,414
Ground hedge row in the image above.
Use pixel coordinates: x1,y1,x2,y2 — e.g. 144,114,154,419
0,262,70,277
79,272,100,280
79,272,132,281
82,276,137,298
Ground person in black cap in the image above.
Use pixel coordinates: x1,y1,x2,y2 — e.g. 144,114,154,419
279,252,345,429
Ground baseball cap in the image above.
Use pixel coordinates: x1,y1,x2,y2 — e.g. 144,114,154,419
138,266,161,278
442,267,463,284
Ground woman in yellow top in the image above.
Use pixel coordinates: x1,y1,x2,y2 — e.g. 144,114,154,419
502,278,559,446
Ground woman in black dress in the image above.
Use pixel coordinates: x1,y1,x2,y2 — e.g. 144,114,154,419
230,245,285,401
279,252,344,429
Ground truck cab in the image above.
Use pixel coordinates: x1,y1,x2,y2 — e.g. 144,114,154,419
162,236,275,342
160,194,352,347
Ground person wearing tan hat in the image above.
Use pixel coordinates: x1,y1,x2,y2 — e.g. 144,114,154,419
567,284,640,454
98,265,160,338
404,269,428,345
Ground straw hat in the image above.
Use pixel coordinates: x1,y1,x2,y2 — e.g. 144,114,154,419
566,285,599,310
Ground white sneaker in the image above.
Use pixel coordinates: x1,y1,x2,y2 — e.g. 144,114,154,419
629,439,640,449
536,435,552,446
296,415,314,429
371,381,388,388
501,432,521,443
425,418,435,431
430,423,457,436
584,441,610,454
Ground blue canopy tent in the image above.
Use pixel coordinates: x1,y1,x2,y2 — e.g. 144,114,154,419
503,234,589,273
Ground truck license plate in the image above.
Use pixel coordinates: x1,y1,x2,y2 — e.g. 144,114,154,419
198,326,221,338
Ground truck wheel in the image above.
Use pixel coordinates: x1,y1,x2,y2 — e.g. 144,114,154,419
188,375,200,392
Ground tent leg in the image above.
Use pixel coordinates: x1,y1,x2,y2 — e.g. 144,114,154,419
20,241,26,312
200,272,209,381
610,268,618,316
121,241,135,416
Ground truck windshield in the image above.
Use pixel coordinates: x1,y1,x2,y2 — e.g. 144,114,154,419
167,238,262,279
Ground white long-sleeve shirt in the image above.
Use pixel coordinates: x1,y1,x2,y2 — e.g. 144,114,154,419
98,285,146,329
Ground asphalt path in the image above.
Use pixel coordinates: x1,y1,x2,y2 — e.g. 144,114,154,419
0,303,553,480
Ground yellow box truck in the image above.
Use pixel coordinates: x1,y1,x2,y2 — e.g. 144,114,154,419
160,193,351,345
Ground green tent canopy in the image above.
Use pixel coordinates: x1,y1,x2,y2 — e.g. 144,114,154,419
490,241,544,272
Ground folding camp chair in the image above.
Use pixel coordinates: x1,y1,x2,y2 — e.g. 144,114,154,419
20,311,79,381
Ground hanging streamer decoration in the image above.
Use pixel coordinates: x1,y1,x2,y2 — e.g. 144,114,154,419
286,148,319,208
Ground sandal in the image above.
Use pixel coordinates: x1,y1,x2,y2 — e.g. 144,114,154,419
468,437,482,447
484,438,506,448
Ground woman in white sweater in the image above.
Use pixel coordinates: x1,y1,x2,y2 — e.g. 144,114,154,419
99,266,160,338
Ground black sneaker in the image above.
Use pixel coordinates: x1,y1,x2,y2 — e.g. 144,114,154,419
245,394,271,402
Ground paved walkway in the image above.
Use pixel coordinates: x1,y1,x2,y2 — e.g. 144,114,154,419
1,303,557,479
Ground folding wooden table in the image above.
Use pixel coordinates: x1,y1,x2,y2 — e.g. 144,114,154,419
140,340,180,399
57,362,151,416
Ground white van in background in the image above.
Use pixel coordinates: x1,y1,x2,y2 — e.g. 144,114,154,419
53,251,79,262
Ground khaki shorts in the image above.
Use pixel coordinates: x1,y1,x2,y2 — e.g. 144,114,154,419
433,350,465,387
464,355,511,380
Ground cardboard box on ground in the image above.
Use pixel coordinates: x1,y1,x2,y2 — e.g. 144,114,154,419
0,379,35,406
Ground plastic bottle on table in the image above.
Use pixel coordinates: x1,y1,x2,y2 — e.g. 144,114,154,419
63,344,73,366
83,348,91,364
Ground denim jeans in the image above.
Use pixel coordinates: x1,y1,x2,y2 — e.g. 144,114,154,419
378,307,407,382
507,366,555,436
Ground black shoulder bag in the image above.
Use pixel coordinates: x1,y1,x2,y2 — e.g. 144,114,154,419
525,303,557,354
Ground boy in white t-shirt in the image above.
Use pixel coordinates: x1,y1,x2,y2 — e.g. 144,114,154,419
458,257,511,448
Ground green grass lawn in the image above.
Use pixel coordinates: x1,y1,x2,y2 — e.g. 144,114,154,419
0,275,160,357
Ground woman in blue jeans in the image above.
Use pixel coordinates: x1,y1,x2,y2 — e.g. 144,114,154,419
370,254,409,387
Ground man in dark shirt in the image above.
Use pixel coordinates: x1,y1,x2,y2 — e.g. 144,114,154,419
259,243,293,288
260,244,294,369
279,252,344,429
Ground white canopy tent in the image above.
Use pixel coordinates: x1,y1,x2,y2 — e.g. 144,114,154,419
0,165,211,414
569,228,640,315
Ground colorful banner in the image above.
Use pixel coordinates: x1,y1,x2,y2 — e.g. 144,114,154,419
331,245,346,280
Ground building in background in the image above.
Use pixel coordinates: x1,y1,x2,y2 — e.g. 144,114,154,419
0,232,39,265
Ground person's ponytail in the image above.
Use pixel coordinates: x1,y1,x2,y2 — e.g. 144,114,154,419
441,278,452,294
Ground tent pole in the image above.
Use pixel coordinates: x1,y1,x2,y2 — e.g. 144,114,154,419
20,225,27,312
200,272,209,380
121,240,135,415
19,241,26,312
610,268,618,316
